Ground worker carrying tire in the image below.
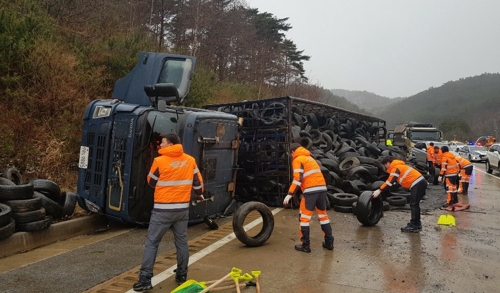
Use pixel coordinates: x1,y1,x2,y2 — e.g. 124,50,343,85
455,156,473,195
283,142,334,253
372,156,427,233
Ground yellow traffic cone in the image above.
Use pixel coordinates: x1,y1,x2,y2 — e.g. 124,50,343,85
437,214,456,226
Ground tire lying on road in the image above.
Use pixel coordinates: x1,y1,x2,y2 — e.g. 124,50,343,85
356,191,383,226
232,201,274,247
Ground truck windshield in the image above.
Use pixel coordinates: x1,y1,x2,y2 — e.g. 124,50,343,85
158,59,193,99
410,131,440,141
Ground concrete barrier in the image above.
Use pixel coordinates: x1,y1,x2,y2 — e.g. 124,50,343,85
0,214,106,259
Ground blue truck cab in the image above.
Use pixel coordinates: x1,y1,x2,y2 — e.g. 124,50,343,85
77,52,239,225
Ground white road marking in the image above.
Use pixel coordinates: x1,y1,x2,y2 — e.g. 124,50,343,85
125,207,284,292
472,163,500,179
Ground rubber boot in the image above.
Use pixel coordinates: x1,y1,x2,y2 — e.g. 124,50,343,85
463,182,469,195
452,193,458,205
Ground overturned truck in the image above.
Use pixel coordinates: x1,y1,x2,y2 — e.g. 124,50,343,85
205,97,406,211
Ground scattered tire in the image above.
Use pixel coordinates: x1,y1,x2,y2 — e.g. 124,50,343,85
3,197,42,213
0,219,15,241
0,182,34,201
59,191,77,218
383,200,390,211
352,201,358,215
1,167,23,185
32,179,61,202
0,203,12,227
33,191,62,218
0,178,16,186
232,201,274,247
356,191,383,226
386,195,407,207
16,216,53,232
331,193,358,207
12,208,46,224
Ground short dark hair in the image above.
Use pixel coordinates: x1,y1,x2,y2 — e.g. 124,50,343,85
441,145,449,153
164,133,181,144
429,142,434,146
380,156,394,165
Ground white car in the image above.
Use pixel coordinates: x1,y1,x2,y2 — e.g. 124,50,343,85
449,141,465,152
485,143,500,174
458,145,488,162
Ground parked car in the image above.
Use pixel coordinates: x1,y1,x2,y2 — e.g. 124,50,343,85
458,145,488,162
449,141,465,152
485,143,500,174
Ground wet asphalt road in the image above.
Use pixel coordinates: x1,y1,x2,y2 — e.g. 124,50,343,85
1,163,500,293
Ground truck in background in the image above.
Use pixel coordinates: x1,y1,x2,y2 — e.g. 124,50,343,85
392,122,443,155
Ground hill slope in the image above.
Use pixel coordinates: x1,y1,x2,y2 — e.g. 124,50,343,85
376,73,500,140
329,89,404,113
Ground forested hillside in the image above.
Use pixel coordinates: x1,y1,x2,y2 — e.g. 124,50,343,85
0,0,361,188
329,89,404,113
377,73,500,141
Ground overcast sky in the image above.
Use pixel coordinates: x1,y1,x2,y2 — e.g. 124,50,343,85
246,0,500,98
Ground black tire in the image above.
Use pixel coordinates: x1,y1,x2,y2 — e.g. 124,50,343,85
59,191,77,218
433,168,440,185
486,160,493,174
232,201,274,247
0,203,12,227
33,191,62,218
3,197,42,213
204,215,219,230
0,182,34,201
331,193,358,206
16,216,53,232
1,167,23,185
339,157,361,176
333,204,352,213
12,208,46,224
352,201,358,215
383,200,390,211
32,179,61,202
0,219,16,241
0,178,16,186
356,191,383,226
386,195,407,207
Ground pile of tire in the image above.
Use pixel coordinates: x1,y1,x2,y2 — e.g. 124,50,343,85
0,167,77,240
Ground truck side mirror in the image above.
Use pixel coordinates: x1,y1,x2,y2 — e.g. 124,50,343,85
144,83,180,107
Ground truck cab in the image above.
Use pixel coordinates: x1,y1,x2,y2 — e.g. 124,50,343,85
77,52,239,225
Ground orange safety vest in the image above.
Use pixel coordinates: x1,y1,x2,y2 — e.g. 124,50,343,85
456,156,473,169
147,144,204,211
380,160,424,190
287,146,327,195
439,152,459,176
426,145,435,161
434,149,443,165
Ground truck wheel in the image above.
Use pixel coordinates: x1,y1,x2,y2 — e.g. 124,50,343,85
356,191,383,226
232,201,274,247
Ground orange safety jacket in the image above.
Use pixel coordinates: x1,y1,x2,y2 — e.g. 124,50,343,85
456,156,473,170
434,149,443,166
426,145,435,161
439,152,459,177
287,146,327,196
147,144,204,212
380,159,424,190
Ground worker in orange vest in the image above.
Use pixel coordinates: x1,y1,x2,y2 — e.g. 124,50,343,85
426,142,435,174
438,146,459,208
456,156,473,195
373,156,427,232
283,142,334,253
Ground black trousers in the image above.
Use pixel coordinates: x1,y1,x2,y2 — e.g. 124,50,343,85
409,179,428,226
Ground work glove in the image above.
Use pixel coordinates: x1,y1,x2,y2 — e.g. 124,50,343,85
438,176,442,183
196,194,205,201
283,194,293,206
372,189,381,198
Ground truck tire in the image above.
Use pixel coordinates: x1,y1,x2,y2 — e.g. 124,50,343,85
12,208,46,224
0,203,12,227
356,191,383,226
59,191,77,218
32,179,61,202
3,197,42,213
1,167,23,185
0,219,15,241
33,191,62,218
16,216,53,232
232,201,274,247
0,182,34,201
